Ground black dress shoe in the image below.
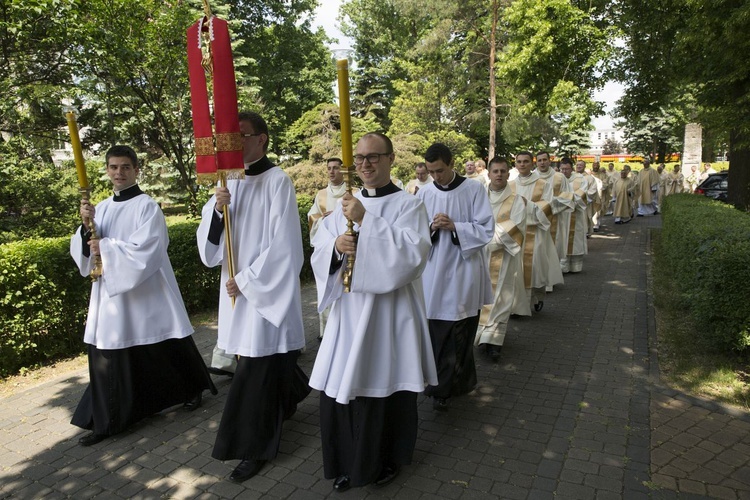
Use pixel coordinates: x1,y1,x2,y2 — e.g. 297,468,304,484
229,459,266,483
433,397,448,411
207,367,234,378
333,475,351,492
78,432,106,447
486,344,502,362
373,465,400,486
183,392,202,411
534,301,544,312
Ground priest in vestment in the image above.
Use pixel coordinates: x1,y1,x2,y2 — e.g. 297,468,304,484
636,160,661,216
612,166,636,224
475,157,527,361
535,151,574,279
560,158,589,273
197,112,310,483
576,160,600,234
418,143,494,411
475,158,491,185
405,162,433,194
510,152,570,314
308,157,348,239
309,132,437,492
594,162,612,221
666,165,684,195
70,145,216,447
464,159,489,188
307,157,348,340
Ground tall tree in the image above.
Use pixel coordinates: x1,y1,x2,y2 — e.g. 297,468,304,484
498,0,611,154
0,0,82,157
69,0,215,206
614,0,750,208
231,0,335,143
676,0,750,209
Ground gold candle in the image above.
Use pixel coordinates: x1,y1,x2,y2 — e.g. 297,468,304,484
64,110,88,189
336,58,354,167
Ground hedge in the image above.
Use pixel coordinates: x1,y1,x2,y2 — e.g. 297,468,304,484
0,197,315,377
660,194,750,353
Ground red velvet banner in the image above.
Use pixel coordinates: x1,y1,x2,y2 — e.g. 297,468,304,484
187,16,243,179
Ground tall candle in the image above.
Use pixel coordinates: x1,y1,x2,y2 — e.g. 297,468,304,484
336,58,353,168
65,111,88,189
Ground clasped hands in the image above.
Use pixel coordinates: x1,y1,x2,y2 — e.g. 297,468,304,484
431,212,455,232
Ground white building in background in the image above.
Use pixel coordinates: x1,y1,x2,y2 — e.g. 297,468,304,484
587,127,627,156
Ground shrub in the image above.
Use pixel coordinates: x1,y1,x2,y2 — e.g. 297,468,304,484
0,198,316,376
660,194,750,353
0,237,89,376
166,219,221,314
297,193,314,282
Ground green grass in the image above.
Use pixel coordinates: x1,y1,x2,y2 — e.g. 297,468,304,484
652,230,750,409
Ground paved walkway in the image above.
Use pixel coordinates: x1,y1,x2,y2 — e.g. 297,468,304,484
1,214,750,499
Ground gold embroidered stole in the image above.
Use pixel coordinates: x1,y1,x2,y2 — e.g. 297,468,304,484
489,188,522,288
549,173,564,243
308,188,328,229
568,177,584,254
523,179,549,288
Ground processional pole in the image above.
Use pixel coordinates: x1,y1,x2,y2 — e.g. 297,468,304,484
188,0,245,307
333,49,357,293
64,106,103,282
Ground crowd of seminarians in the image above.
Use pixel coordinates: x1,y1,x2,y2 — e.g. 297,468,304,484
68,111,703,493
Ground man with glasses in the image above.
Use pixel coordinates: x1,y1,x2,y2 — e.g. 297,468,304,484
309,132,437,492
418,143,494,412
197,111,310,483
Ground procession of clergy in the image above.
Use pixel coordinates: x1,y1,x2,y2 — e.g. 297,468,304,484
69,112,682,493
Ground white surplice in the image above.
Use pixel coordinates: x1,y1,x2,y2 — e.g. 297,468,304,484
196,166,305,358
71,192,193,349
417,178,494,321
309,188,438,404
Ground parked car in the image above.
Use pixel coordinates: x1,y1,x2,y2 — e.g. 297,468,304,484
694,172,728,202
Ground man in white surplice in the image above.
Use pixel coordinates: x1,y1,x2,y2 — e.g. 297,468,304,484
70,145,215,447
309,132,437,492
474,157,527,362
197,111,310,483
418,142,494,412
307,157,348,340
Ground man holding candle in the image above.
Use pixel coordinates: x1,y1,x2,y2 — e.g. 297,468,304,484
197,111,310,483
309,132,437,492
70,145,216,447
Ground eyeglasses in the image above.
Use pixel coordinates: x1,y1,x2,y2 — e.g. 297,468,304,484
354,153,391,165
242,133,262,138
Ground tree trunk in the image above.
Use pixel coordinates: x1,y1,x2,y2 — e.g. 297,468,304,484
728,129,750,211
487,0,499,159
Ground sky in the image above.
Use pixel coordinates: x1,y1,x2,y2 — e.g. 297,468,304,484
312,0,621,130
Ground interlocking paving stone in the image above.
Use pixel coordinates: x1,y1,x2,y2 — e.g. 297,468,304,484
2,214,750,498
